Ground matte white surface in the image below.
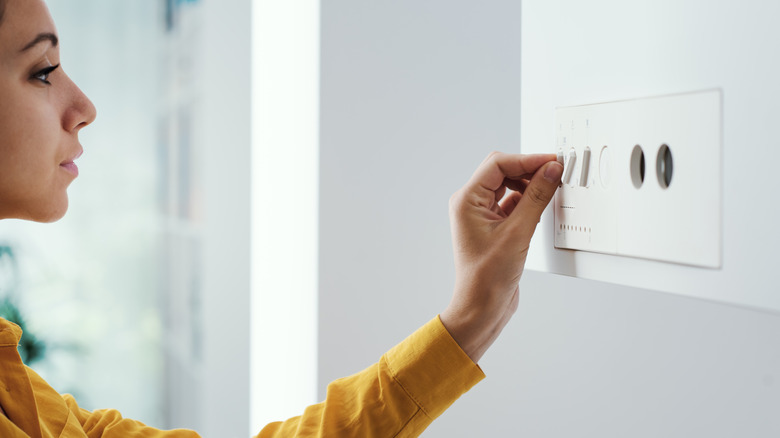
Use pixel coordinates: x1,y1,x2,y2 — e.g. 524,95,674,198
522,0,780,313
553,91,721,268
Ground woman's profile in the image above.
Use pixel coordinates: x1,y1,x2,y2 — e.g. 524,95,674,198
0,0,563,436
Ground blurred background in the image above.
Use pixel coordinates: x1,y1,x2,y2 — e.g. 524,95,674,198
0,0,219,431
0,0,165,426
0,1,778,438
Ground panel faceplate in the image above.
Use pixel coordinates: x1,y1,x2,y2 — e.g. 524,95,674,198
554,90,722,268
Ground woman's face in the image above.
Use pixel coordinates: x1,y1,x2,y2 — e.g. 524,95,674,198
0,0,96,222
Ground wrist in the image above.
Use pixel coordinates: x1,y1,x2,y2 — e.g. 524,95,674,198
439,306,496,364
440,280,519,364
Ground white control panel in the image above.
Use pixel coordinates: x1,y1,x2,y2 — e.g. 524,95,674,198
554,90,722,268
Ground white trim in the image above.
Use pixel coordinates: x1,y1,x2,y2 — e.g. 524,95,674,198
251,0,321,432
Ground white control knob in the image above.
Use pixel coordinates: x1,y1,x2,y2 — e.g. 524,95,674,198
579,147,591,187
563,149,577,185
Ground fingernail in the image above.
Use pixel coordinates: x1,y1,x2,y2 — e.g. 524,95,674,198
544,162,564,183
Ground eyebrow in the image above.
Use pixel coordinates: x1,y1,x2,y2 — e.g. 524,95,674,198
19,33,59,53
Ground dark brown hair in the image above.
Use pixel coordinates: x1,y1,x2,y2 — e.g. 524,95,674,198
0,0,6,26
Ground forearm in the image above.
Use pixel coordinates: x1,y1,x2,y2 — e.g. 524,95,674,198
256,316,485,438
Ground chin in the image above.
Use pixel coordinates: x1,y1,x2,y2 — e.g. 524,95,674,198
25,196,69,223
0,187,71,222
41,203,69,223
37,210,67,223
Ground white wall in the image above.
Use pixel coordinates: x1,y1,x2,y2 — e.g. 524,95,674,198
319,1,780,437
522,0,780,313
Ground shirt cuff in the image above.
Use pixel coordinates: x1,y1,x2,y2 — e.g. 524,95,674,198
383,315,486,420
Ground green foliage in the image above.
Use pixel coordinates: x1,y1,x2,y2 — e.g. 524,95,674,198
0,297,47,365
0,244,48,365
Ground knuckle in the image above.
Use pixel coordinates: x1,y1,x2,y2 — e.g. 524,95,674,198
449,190,463,210
508,293,520,315
481,150,502,166
488,151,504,163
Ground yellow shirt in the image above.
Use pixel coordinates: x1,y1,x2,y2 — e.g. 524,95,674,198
0,316,484,437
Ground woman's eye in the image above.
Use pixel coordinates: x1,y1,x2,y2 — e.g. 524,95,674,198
31,64,60,85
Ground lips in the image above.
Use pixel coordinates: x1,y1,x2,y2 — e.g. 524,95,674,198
60,161,79,176
60,148,83,177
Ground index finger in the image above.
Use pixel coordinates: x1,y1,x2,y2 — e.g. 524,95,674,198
468,152,557,192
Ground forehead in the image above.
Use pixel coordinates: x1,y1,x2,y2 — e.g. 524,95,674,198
0,0,57,58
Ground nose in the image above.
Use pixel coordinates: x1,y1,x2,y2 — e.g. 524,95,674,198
62,71,97,133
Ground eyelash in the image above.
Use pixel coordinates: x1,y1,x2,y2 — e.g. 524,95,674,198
31,64,60,85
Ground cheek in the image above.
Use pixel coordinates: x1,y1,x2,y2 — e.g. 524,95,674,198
0,90,67,214
2,108,61,180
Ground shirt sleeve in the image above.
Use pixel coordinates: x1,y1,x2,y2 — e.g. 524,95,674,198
61,395,201,438
256,315,485,438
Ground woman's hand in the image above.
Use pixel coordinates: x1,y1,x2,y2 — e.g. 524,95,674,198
440,152,563,363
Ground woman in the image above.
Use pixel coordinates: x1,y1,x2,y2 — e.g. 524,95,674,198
0,0,564,436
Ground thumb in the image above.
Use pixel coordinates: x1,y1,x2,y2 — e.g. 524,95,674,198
509,161,563,233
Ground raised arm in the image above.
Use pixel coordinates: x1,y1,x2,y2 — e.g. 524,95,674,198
441,152,562,363
256,152,562,437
